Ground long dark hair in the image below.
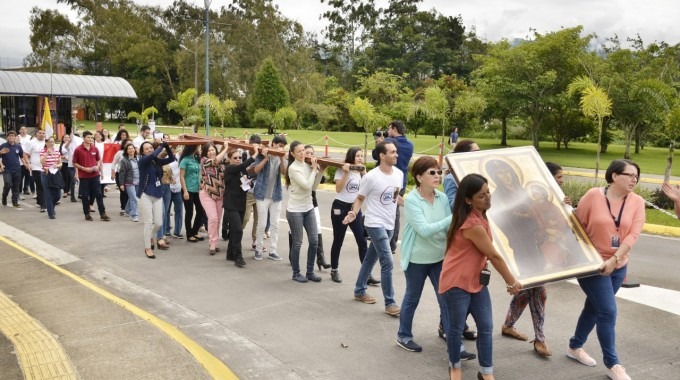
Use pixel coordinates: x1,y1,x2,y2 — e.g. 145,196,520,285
200,142,218,159
285,140,303,187
179,144,199,163
446,174,488,248
344,147,362,164
122,140,135,159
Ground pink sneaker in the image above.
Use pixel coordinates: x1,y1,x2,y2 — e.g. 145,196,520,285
566,347,597,366
607,364,631,380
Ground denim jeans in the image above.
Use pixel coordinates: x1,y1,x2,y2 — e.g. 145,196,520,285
569,265,627,369
169,191,184,235
124,185,138,218
156,184,171,240
398,261,444,343
41,172,60,218
330,199,367,269
2,170,22,204
441,287,494,374
354,227,396,307
286,208,318,275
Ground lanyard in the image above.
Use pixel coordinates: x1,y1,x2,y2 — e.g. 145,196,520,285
604,186,627,230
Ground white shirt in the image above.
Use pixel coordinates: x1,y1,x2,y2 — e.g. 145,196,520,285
132,135,147,150
334,170,362,204
67,135,83,167
358,166,403,230
25,139,46,171
19,134,31,152
169,155,182,193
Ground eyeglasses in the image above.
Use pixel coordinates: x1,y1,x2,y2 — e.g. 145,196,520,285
618,173,639,180
231,156,242,160
426,170,443,176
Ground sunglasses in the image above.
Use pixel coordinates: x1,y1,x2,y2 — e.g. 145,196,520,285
426,170,443,176
231,156,242,160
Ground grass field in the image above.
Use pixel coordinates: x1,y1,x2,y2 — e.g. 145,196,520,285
82,121,678,176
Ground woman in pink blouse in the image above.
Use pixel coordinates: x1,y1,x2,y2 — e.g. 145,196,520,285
39,137,62,219
567,159,645,380
199,142,228,255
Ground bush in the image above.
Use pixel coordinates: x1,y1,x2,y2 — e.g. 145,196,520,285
562,180,658,210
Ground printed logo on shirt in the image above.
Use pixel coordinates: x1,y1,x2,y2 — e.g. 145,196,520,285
346,179,360,193
380,186,401,205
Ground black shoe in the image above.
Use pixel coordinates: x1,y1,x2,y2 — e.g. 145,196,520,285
226,254,235,261
397,339,422,353
438,324,447,341
367,275,381,286
235,257,246,267
1,198,6,206
71,197,77,202
40,208,46,213
85,214,93,221
460,350,476,361
306,273,322,282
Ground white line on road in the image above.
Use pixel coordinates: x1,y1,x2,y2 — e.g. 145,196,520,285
567,279,680,316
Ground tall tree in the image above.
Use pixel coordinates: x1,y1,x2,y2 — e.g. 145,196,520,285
251,58,290,133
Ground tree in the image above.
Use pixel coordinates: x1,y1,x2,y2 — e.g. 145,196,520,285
273,107,298,131
251,58,290,133
128,106,160,126
664,104,680,182
349,97,388,154
411,86,450,146
167,88,199,133
568,76,613,182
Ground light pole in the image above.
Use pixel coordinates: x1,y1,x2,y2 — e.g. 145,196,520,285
179,42,199,134
204,0,212,137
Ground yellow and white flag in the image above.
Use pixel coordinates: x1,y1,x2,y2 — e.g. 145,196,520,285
41,97,54,139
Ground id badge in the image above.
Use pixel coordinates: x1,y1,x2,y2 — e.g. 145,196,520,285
155,180,161,187
611,234,620,249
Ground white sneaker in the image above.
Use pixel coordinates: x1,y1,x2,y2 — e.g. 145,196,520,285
567,347,597,366
607,364,631,380
254,251,263,260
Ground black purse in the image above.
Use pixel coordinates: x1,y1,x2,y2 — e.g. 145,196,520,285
47,170,65,189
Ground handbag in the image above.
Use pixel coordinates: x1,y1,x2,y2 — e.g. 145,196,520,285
47,170,65,189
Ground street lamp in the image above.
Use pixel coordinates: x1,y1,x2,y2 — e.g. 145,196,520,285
180,42,199,134
204,0,212,136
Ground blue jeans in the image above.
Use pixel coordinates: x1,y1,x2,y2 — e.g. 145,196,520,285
398,261,444,342
124,185,138,218
286,209,318,276
169,191,184,235
41,172,61,218
354,227,396,307
156,184,171,240
441,287,493,374
569,265,627,369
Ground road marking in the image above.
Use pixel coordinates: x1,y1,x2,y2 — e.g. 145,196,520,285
0,288,77,380
0,237,238,380
567,279,680,316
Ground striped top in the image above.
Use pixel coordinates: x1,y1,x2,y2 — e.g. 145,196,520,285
200,157,225,199
40,148,61,171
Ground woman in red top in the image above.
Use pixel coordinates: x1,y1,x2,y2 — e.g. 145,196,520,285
439,174,521,380
40,137,62,219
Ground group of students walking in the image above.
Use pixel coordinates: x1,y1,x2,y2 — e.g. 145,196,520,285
1,121,644,380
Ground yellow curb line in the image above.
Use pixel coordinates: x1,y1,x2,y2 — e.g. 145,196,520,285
0,289,77,380
0,237,238,380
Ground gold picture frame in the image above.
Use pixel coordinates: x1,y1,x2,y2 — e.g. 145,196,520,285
445,146,602,288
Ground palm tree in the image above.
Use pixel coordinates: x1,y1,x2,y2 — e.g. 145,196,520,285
568,76,613,183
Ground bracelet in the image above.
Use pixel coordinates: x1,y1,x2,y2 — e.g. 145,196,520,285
506,281,518,290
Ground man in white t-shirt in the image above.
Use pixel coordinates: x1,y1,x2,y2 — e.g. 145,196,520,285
132,125,151,150
23,129,46,212
343,141,403,317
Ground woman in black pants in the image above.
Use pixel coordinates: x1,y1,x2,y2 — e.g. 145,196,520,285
179,145,206,243
328,147,376,284
223,144,259,267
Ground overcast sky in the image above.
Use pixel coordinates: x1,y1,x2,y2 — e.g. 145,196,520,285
1,0,679,68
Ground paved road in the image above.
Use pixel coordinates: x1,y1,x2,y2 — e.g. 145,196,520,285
0,183,679,379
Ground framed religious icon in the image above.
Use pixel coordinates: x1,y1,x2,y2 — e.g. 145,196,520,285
445,146,603,288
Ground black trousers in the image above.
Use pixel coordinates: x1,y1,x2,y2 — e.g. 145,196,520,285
225,209,245,260
79,176,105,215
330,199,368,270
182,191,205,237
32,170,44,208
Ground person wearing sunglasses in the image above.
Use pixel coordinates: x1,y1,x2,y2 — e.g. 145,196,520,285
223,144,260,267
397,157,461,355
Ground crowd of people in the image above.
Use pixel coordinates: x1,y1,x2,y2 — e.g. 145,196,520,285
1,120,664,380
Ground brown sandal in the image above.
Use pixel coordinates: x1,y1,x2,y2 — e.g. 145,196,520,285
157,239,170,250
501,325,528,341
532,340,552,357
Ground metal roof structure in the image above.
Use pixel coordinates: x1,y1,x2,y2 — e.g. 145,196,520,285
0,71,137,99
